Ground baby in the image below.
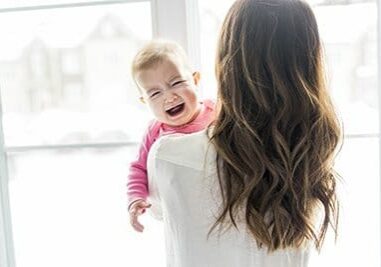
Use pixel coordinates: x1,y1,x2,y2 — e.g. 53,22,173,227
127,40,215,232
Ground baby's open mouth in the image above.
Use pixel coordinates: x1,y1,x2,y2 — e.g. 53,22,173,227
166,103,185,117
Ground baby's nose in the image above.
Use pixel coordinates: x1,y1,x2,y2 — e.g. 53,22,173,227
165,94,178,103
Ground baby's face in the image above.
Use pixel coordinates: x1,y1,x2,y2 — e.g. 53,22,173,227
136,58,201,127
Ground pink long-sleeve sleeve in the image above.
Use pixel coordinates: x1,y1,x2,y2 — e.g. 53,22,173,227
127,121,161,209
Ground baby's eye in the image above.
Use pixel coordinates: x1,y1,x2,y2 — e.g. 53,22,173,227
172,80,185,86
150,91,161,98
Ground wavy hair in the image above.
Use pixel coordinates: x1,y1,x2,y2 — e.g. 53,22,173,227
209,0,343,252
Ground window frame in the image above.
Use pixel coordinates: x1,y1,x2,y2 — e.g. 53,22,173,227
0,0,380,266
378,0,381,262
0,90,14,267
0,1,199,266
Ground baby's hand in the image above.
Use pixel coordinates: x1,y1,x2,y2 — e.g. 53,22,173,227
129,199,152,232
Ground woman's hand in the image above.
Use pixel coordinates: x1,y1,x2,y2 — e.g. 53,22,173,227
129,199,152,232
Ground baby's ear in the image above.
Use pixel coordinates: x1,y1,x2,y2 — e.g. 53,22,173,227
192,71,201,86
139,96,146,104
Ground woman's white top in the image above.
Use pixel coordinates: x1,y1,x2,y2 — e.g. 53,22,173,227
147,129,311,267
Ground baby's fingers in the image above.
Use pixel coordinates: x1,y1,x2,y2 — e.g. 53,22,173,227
130,215,144,232
129,208,145,232
142,202,152,208
132,222,144,232
138,202,152,214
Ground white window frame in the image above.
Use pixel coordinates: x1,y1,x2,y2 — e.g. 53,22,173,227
151,0,201,68
0,91,14,267
1,0,380,266
378,0,381,262
0,1,198,267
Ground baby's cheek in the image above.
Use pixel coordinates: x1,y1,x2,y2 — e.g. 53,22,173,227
153,108,165,119
187,90,198,103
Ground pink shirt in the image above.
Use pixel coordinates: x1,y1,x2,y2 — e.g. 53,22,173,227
127,99,215,208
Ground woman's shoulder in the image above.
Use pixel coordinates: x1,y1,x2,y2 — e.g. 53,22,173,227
149,128,215,170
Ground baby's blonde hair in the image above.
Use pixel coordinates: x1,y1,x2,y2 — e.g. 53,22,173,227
131,40,192,88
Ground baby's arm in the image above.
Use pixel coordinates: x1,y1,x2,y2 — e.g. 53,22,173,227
127,140,151,232
127,121,160,231
127,151,149,210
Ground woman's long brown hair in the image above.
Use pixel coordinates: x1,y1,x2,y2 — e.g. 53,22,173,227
209,0,343,252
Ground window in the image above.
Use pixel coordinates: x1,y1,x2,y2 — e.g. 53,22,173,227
0,2,153,147
1,0,380,266
0,1,168,267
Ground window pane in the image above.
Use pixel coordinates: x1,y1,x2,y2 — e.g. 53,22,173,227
8,146,166,267
199,1,378,135
0,2,152,147
315,3,378,135
198,0,234,101
310,137,380,266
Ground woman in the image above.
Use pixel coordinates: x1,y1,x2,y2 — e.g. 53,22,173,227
147,0,342,266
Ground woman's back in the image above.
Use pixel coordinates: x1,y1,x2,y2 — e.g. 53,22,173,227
147,130,311,267
145,0,342,265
